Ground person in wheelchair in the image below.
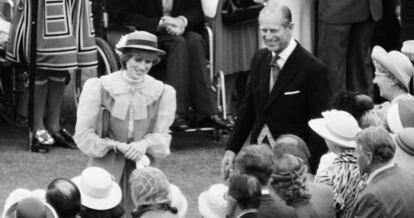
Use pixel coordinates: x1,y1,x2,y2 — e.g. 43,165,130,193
108,0,232,131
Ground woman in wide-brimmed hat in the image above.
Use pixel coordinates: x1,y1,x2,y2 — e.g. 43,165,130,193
74,31,176,215
371,46,414,104
309,110,367,218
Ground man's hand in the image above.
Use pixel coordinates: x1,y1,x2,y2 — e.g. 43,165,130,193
221,150,236,180
402,40,414,61
125,141,149,161
159,16,186,36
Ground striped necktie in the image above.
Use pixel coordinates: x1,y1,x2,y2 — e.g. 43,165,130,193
269,55,280,90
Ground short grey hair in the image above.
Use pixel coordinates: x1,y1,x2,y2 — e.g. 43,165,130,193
355,126,395,164
258,2,292,27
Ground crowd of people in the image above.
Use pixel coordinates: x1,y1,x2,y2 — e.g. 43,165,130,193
2,0,414,217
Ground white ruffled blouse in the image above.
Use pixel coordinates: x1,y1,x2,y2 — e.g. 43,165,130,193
74,71,176,159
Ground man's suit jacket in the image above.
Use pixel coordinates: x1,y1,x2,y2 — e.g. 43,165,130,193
351,165,414,217
319,0,382,24
108,0,203,34
239,212,258,218
402,0,414,41
226,44,330,157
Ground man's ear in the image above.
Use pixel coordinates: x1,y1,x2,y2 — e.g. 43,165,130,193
366,152,374,165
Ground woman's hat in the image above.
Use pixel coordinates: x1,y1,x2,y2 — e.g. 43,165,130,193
115,31,166,55
308,110,361,148
72,167,122,210
371,45,414,90
272,154,307,183
130,167,171,207
2,189,58,218
395,128,414,156
198,184,228,218
387,98,414,133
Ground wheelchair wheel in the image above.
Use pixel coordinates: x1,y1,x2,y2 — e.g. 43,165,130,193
73,36,119,107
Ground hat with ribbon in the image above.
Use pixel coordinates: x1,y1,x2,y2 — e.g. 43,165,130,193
308,110,361,148
371,45,414,90
198,183,228,218
72,167,122,210
116,31,166,55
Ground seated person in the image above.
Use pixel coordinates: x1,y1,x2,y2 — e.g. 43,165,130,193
71,167,124,218
198,183,228,218
226,174,261,218
269,154,319,218
273,134,335,218
233,144,296,218
46,178,81,218
129,166,187,218
108,0,231,130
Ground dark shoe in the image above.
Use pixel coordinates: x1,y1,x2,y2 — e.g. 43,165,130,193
31,129,53,153
209,115,234,131
52,130,77,149
171,117,189,131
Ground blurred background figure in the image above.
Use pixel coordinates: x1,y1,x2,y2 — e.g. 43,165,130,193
129,167,187,218
269,154,319,218
214,0,259,123
6,0,96,152
46,178,81,218
226,174,262,218
72,167,124,218
317,0,382,97
198,183,228,218
392,128,414,175
309,110,366,218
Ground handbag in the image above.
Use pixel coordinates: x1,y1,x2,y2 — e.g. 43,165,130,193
221,0,263,25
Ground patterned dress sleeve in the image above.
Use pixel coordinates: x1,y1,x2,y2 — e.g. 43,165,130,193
74,78,127,157
144,84,176,158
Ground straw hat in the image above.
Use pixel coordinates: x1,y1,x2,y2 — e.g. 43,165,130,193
2,189,58,218
371,45,414,90
387,98,414,133
198,184,228,218
72,167,122,210
115,31,166,55
308,110,361,148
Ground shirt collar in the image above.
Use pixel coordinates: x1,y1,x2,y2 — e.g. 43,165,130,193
277,38,297,62
236,209,258,218
366,162,395,184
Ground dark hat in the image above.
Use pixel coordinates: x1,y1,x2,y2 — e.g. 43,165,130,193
395,128,414,156
115,31,166,55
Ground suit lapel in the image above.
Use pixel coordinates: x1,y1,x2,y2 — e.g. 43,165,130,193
264,46,301,109
258,51,272,104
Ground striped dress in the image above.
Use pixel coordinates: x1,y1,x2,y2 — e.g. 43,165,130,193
6,0,97,71
314,150,367,218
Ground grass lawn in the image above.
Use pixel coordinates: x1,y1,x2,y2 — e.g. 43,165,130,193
0,121,225,217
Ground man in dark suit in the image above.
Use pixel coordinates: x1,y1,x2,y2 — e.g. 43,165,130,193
221,3,331,176
352,126,414,217
317,0,382,97
109,0,228,130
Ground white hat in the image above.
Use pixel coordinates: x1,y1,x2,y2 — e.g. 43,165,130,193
386,98,414,134
371,46,414,90
169,184,188,218
198,184,228,218
308,110,361,148
72,167,122,210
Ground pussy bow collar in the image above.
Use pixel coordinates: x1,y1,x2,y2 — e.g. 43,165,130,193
100,71,164,120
